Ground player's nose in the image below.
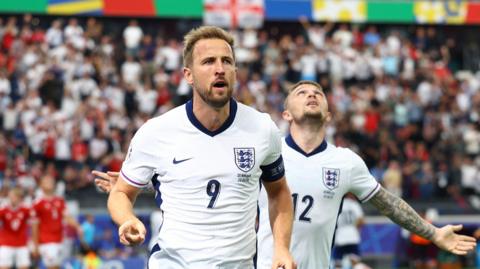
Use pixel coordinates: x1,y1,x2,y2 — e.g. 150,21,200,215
214,59,225,75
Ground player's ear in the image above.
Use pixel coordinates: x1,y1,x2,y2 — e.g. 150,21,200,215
183,67,193,85
282,110,292,122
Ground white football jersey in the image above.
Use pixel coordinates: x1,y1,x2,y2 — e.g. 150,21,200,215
257,135,379,269
121,99,285,269
335,198,364,246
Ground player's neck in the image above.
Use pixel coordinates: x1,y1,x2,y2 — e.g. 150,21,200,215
290,123,326,154
9,202,20,209
192,98,230,131
42,192,55,199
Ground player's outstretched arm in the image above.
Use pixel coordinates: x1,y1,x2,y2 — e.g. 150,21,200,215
108,175,146,246
368,187,477,255
263,177,297,269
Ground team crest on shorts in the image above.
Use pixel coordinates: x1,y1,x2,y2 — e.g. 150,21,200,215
323,168,340,190
234,148,255,172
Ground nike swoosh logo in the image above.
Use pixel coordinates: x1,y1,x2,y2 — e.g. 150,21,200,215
173,157,193,164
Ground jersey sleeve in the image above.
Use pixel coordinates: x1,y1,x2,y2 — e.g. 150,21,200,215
260,118,285,182
347,150,380,203
120,121,158,188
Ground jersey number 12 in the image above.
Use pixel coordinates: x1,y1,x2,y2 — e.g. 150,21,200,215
292,193,314,222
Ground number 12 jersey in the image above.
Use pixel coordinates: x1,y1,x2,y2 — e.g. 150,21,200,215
257,135,379,269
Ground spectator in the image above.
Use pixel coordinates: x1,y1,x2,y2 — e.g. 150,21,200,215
81,214,96,250
45,20,63,49
123,20,143,58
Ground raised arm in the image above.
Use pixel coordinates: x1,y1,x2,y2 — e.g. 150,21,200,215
368,187,477,255
298,16,311,31
263,177,296,269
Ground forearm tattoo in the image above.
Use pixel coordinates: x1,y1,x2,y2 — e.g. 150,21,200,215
368,187,435,240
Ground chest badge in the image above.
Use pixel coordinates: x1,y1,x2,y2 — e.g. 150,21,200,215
234,148,255,172
323,168,340,190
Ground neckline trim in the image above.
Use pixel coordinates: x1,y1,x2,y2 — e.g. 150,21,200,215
285,134,328,157
186,98,237,137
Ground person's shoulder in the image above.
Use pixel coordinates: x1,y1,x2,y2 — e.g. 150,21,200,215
19,205,33,214
328,144,358,157
236,102,272,122
32,196,44,207
140,105,186,130
325,144,364,164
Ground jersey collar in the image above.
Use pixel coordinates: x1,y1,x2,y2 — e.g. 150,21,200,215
285,134,328,157
186,98,237,137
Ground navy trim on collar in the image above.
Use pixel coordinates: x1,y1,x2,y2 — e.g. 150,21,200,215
186,98,237,137
285,134,328,157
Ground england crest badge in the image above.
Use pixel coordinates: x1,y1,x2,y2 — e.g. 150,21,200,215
234,148,255,172
323,167,340,190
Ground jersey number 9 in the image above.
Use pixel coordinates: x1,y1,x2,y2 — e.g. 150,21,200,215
206,179,221,208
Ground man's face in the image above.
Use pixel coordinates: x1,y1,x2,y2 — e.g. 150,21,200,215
40,176,56,194
184,38,236,108
8,191,21,206
283,84,330,125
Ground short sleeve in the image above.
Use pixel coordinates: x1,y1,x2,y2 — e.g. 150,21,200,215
260,118,285,182
120,122,158,188
348,150,380,203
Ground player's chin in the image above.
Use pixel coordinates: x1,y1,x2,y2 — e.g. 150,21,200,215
207,94,231,108
304,111,323,119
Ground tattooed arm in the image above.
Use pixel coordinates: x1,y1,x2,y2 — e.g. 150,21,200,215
368,187,435,239
368,187,477,255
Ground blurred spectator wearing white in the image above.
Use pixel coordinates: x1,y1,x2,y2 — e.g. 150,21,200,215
123,19,143,58
121,54,142,86
45,20,63,48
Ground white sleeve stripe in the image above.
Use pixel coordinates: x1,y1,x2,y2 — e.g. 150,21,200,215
120,170,149,187
359,183,380,203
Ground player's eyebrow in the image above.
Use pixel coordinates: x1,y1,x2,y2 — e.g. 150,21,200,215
292,86,324,95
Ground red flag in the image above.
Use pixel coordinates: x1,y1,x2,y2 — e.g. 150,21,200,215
466,2,480,24
104,0,155,17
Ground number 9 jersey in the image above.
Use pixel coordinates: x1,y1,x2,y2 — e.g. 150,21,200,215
257,135,380,269
120,99,285,269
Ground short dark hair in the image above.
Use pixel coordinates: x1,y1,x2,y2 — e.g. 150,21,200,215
183,26,235,68
284,80,323,109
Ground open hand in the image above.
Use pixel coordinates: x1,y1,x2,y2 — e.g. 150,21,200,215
432,224,477,255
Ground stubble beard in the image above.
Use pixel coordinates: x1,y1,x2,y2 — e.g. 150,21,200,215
196,85,232,109
302,110,327,126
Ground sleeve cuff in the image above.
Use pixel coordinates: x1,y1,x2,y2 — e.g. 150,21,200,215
120,170,150,188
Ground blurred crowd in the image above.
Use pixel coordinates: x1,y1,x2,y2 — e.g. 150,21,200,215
0,14,479,213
